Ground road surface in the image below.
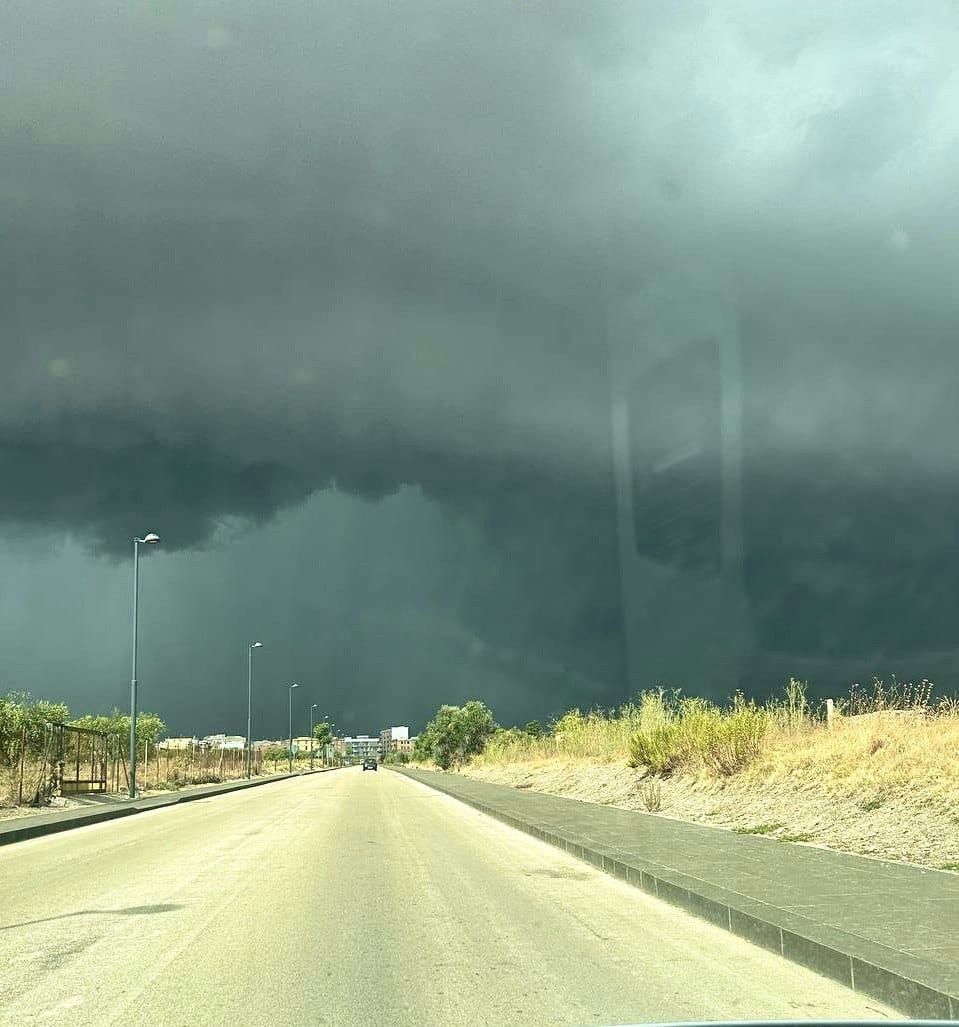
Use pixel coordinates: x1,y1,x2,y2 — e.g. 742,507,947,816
0,768,896,1026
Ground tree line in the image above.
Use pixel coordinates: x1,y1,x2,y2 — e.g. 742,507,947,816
0,691,167,766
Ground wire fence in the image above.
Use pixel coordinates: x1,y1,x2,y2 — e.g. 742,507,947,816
0,729,314,808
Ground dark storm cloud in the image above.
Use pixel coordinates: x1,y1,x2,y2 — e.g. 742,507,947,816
2,0,632,553
2,1,959,712
2,0,955,546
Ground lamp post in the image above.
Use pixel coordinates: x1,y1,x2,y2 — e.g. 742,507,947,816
288,683,299,773
247,641,263,779
129,532,160,799
310,704,318,770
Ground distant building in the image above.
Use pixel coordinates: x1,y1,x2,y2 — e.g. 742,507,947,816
291,736,314,754
157,736,197,751
201,734,246,750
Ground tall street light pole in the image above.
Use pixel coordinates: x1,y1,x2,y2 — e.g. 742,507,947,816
247,641,263,779
129,532,160,799
288,683,299,773
310,704,318,771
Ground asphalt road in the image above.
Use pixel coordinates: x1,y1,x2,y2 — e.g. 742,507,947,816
0,768,896,1026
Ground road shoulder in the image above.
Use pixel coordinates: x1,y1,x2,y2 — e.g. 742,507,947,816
391,765,959,1020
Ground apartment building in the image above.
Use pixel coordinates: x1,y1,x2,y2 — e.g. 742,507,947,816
334,735,381,760
379,726,415,756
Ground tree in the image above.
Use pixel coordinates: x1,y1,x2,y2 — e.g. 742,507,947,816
263,745,287,771
524,720,544,738
416,700,496,770
457,700,496,761
70,708,166,745
0,692,71,763
412,727,437,764
312,721,333,749
135,713,167,746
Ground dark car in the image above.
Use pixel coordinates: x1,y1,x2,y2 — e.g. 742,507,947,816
362,757,378,772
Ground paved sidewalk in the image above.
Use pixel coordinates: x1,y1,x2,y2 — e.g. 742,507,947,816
0,768,334,846
395,767,959,1020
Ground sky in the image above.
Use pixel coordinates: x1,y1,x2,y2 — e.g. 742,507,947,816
2,2,959,737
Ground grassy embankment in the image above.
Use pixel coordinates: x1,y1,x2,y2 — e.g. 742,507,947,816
459,680,959,869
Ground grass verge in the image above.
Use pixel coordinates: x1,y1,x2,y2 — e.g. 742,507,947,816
461,679,959,868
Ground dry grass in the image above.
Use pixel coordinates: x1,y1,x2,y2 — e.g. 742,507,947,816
476,695,673,766
743,708,959,817
461,680,959,869
476,687,775,775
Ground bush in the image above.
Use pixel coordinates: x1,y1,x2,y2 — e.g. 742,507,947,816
382,751,411,765
628,695,712,773
627,693,768,777
261,745,288,771
703,697,769,775
628,723,679,773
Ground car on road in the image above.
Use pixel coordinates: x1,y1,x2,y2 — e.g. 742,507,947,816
362,757,378,772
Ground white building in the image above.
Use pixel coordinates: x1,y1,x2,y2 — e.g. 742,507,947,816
201,734,246,750
157,736,197,751
336,735,381,759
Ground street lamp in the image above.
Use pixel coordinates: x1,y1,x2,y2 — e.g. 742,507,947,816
323,722,337,767
129,532,160,799
246,641,263,779
310,704,318,771
288,683,299,773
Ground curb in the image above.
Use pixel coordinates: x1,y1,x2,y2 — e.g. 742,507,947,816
391,767,957,1020
0,768,337,847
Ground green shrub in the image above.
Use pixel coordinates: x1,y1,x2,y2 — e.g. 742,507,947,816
703,697,769,776
628,723,680,773
627,692,768,777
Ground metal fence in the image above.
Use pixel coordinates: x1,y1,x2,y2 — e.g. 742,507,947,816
1,728,276,808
